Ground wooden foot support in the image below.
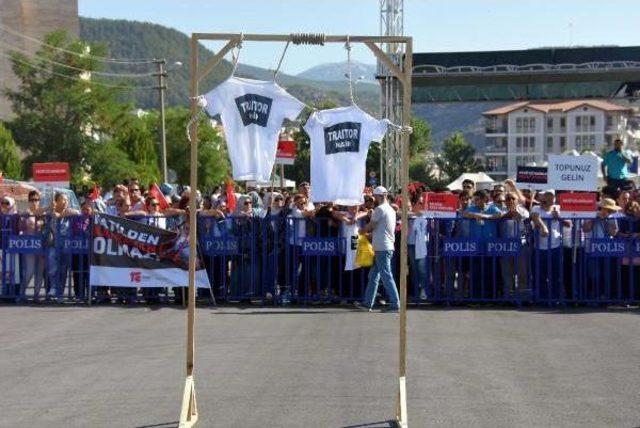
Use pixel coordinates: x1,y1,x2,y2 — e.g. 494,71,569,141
179,376,198,427
395,376,408,428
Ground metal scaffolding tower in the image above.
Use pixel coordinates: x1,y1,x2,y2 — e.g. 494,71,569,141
378,0,405,192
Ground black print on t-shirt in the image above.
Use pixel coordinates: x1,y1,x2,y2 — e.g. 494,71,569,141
235,94,273,127
324,122,361,154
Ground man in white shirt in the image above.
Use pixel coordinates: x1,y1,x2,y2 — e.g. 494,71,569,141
297,182,315,211
355,186,400,312
530,190,572,301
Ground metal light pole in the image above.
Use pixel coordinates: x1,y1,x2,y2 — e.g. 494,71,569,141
154,59,182,184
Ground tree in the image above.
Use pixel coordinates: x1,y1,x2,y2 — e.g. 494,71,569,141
111,113,160,182
4,31,121,181
85,141,147,190
434,132,483,182
162,107,229,190
409,116,432,157
366,116,433,179
0,123,22,179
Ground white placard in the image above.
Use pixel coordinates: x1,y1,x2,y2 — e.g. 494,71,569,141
547,155,598,191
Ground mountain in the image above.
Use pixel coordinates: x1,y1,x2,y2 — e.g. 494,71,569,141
412,101,505,151
297,61,377,83
78,18,494,152
78,17,379,112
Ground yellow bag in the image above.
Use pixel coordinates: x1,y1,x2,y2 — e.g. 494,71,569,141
355,234,375,267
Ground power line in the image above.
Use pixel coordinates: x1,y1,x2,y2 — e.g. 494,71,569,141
0,23,157,64
0,38,157,78
0,51,157,90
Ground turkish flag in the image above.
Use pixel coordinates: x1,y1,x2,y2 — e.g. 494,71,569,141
225,177,236,212
88,184,100,201
148,183,170,211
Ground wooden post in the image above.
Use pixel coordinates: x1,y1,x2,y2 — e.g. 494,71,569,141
395,37,412,428
179,34,200,428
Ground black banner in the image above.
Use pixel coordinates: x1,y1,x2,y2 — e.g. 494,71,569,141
89,213,210,288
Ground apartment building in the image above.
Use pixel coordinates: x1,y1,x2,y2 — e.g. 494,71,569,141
483,100,633,180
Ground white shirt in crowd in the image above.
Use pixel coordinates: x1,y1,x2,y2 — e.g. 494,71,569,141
371,201,396,252
341,215,360,271
408,214,428,260
287,207,306,246
531,205,562,250
304,105,388,206
203,76,305,181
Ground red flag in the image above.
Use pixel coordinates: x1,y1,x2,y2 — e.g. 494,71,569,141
88,183,100,201
225,177,236,212
149,182,170,211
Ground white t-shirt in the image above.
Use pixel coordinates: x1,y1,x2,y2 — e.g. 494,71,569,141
304,106,388,205
341,217,359,271
531,205,562,250
287,208,306,246
371,202,396,252
203,76,305,181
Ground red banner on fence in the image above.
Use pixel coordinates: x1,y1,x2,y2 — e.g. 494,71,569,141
558,192,597,217
32,162,70,187
276,140,296,165
423,192,458,218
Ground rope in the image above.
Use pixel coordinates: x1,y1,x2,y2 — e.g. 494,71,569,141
383,119,413,135
290,33,326,45
186,109,206,143
230,33,244,74
272,40,290,80
345,35,355,105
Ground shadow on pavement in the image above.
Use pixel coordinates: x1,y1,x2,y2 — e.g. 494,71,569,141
134,422,178,428
341,420,397,428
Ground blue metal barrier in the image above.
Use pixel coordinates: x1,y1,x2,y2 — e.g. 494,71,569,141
1,212,639,306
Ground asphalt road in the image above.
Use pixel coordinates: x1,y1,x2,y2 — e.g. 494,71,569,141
1,304,639,428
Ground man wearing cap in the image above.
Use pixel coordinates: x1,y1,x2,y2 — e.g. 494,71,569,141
602,138,633,190
355,186,400,312
582,198,620,299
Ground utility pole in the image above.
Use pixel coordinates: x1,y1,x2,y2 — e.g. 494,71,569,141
154,58,168,184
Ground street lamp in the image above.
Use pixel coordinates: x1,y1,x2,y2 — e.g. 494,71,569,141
154,59,183,184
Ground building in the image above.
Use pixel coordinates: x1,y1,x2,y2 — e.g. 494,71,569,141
0,0,79,120
482,100,634,180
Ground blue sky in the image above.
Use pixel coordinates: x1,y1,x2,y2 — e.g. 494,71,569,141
79,0,639,74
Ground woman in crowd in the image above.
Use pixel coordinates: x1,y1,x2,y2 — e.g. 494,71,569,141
18,191,46,303
263,192,288,301
1,196,20,300
229,195,260,301
406,195,428,301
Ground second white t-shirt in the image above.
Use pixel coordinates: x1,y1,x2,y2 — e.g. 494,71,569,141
304,106,388,206
203,76,305,182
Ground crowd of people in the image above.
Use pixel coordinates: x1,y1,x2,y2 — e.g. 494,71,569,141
1,145,640,306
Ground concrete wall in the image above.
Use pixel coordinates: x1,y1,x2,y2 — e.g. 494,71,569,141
0,0,79,120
